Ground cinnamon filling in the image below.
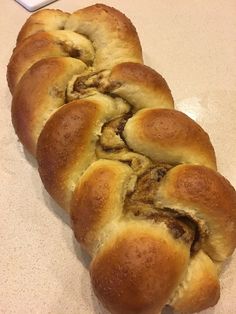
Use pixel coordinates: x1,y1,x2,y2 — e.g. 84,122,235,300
160,207,209,253
125,166,171,205
58,41,81,58
97,116,205,251
73,70,120,95
124,167,207,252
95,108,206,251
95,115,152,175
99,113,132,151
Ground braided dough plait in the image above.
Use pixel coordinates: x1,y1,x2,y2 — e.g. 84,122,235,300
7,3,143,94
11,57,88,155
7,30,94,93
7,4,236,314
16,9,70,43
64,4,143,69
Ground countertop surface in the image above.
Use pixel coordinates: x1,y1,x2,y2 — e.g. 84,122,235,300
1,1,236,313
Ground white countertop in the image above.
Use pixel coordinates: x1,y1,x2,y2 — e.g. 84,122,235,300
1,1,236,313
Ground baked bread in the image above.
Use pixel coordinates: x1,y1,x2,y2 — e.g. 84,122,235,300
7,4,236,314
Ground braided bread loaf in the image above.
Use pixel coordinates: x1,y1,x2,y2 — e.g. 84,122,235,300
7,4,236,314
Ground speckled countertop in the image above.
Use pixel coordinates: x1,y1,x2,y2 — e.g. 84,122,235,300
0,1,236,313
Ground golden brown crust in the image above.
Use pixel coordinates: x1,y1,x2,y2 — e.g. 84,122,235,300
111,62,172,96
110,62,174,110
71,160,134,254
157,164,236,261
17,9,69,43
123,108,217,169
11,57,87,155
7,30,94,93
37,100,100,210
67,62,174,111
37,96,129,211
90,223,190,314
65,4,143,69
9,31,67,93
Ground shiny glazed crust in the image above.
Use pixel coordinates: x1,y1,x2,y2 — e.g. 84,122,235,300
7,4,236,314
